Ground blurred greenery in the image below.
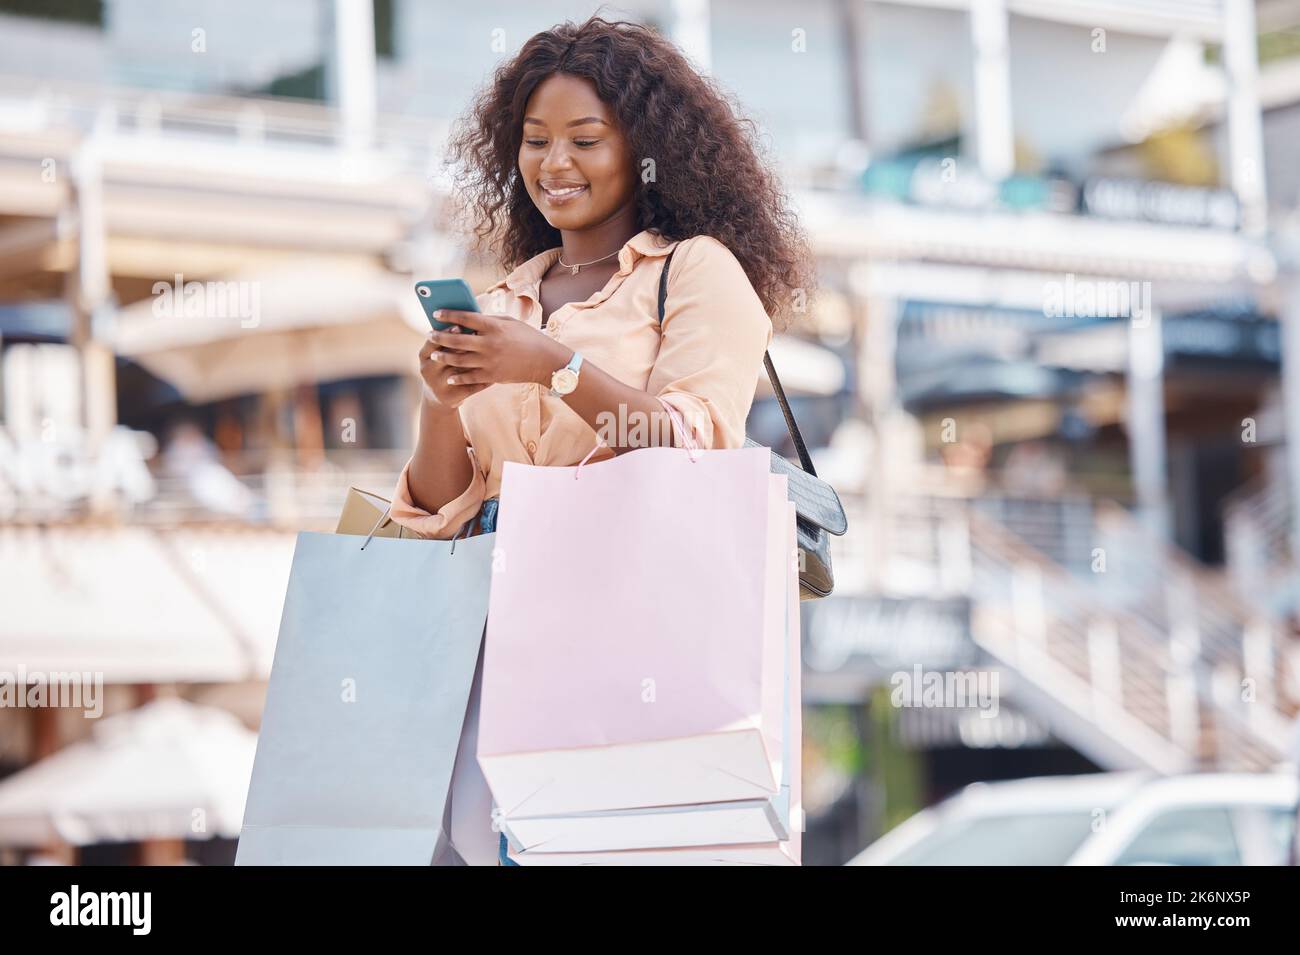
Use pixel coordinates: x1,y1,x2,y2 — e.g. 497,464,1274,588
867,686,926,834
1205,27,1300,66
1259,28,1300,63
804,696,925,835
805,704,863,776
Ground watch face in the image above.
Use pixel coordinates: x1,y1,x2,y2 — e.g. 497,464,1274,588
552,368,578,394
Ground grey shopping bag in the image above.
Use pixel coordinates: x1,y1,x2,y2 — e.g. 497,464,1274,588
235,529,495,865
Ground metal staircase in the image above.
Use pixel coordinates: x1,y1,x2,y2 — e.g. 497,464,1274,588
836,478,1298,773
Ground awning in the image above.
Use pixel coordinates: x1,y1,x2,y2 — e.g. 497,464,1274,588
899,354,1084,412
0,523,295,682
0,698,257,846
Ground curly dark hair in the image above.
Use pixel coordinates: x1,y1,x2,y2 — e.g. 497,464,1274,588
445,15,814,328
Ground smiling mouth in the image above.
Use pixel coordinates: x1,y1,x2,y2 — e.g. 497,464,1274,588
541,183,588,200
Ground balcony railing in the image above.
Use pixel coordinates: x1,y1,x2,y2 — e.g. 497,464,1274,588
2,449,412,530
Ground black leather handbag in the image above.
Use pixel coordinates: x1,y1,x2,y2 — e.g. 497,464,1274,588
657,250,848,599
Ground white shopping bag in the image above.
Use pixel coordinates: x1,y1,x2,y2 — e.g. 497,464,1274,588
235,529,495,865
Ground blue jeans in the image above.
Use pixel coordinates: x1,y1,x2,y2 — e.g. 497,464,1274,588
475,497,517,866
498,831,517,866
476,496,499,535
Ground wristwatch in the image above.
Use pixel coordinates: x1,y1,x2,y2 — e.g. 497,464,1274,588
549,350,583,397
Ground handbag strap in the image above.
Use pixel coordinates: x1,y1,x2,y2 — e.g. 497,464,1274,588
657,249,819,478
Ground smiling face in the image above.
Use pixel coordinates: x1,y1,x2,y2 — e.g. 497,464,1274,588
518,73,637,232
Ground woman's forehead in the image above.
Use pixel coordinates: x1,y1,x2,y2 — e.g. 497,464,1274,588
523,73,611,121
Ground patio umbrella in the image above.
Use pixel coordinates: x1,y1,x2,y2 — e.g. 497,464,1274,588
0,522,293,683
111,260,429,403
0,698,257,846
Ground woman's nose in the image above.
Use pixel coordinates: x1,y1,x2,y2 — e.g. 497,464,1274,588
540,142,574,172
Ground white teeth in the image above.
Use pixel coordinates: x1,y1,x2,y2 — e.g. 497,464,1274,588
544,185,585,197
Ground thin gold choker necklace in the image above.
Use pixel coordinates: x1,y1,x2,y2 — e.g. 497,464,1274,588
557,248,620,275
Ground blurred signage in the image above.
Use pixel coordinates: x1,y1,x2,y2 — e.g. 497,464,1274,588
896,701,1051,750
1,343,156,515
862,161,1240,230
898,300,1116,353
0,425,157,517
801,595,974,675
1079,176,1240,230
861,157,1076,212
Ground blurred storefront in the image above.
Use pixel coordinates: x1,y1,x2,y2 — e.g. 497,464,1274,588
791,0,1300,857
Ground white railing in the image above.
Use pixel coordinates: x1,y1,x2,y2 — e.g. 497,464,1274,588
838,476,1294,770
1223,476,1295,603
967,508,1197,771
0,73,446,156
4,450,411,529
1093,498,1295,754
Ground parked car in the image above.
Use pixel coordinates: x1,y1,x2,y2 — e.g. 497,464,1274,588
847,772,1298,865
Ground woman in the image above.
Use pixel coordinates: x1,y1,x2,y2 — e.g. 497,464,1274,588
389,16,813,865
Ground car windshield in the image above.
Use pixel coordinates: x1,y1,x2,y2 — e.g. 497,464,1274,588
889,811,1099,865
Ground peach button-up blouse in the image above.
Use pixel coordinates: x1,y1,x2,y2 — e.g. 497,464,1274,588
389,229,774,539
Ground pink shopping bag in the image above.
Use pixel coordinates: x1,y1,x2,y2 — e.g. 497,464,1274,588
501,500,804,865
477,439,789,819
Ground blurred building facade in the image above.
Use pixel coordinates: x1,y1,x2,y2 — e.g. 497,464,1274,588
0,0,1298,865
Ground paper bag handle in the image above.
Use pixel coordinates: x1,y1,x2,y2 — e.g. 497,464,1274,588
360,507,390,550
656,397,703,461
361,505,471,553
573,398,702,480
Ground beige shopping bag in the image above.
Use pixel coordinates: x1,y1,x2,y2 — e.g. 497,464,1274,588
335,486,413,539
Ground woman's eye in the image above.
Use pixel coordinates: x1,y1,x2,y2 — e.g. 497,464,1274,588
524,139,547,147
574,139,599,147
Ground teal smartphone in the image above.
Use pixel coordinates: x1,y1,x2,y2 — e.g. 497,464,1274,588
414,279,479,333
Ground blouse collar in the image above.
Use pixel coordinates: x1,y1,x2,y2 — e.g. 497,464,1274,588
495,229,679,295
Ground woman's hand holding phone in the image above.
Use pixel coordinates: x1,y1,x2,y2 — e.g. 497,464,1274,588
415,279,487,410
419,326,489,410
424,308,570,393
415,279,568,407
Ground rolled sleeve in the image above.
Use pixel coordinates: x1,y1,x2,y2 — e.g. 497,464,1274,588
389,444,486,540
649,236,774,450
